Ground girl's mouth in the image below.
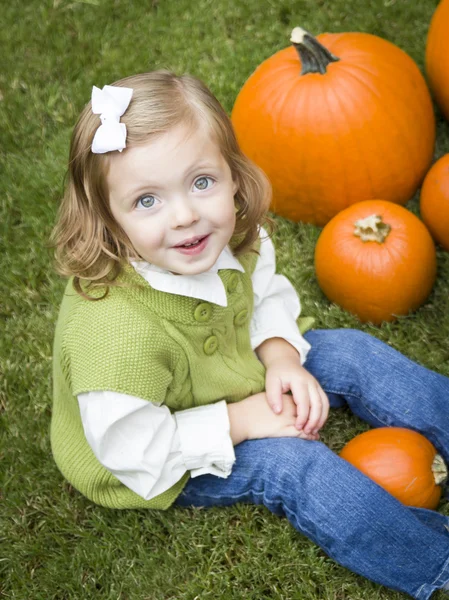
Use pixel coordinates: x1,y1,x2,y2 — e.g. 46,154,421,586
174,234,210,255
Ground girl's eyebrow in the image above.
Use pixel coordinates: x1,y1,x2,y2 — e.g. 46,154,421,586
185,162,219,177
123,162,220,198
181,161,221,182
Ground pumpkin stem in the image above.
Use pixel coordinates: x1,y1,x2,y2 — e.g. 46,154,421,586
432,454,448,486
353,214,392,244
290,27,340,75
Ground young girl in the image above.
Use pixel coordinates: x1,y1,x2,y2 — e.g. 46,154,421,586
51,70,449,599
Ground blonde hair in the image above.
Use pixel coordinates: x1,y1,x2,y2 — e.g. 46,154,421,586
50,70,273,299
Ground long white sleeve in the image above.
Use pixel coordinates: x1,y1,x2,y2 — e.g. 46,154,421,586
78,392,235,501
250,228,311,364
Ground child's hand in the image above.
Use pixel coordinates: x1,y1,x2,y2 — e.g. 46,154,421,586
227,392,317,445
265,356,329,436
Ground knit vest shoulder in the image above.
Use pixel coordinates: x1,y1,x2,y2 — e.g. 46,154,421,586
52,246,267,509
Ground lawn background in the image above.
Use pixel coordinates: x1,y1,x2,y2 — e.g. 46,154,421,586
2,0,449,598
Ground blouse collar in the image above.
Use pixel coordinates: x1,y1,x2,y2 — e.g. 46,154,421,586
130,245,245,307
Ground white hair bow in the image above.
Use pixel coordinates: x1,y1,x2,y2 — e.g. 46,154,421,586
91,85,133,154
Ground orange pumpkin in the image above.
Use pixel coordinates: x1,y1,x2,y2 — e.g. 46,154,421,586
420,154,449,251
232,28,435,226
426,0,449,121
340,428,447,509
314,200,436,324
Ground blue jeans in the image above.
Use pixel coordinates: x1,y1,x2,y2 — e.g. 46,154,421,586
175,329,449,599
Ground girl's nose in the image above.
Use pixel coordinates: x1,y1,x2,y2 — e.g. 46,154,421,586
171,196,200,228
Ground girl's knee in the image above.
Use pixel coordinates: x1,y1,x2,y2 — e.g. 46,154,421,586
251,440,356,508
271,440,369,496
238,437,327,464
252,438,337,479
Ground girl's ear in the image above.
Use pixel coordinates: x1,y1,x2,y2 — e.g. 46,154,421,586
232,179,239,196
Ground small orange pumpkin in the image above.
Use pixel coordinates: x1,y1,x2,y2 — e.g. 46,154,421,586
340,428,447,509
426,0,449,121
419,154,449,251
232,28,435,225
314,200,437,324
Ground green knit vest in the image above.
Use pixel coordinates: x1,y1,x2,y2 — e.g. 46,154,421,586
51,247,314,510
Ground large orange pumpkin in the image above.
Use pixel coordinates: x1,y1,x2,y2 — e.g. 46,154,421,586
340,428,447,509
232,28,435,226
420,154,449,251
314,200,437,324
426,0,449,121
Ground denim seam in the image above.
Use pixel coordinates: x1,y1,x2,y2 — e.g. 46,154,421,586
254,488,361,570
249,489,318,542
323,388,391,426
416,553,449,599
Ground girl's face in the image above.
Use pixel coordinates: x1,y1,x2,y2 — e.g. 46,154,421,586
107,123,238,275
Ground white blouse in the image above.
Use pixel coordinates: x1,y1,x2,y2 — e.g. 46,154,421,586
78,229,311,501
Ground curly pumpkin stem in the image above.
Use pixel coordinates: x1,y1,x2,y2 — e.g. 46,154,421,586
290,27,340,75
353,214,392,243
433,454,448,486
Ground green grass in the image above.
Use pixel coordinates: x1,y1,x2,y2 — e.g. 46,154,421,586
2,0,449,598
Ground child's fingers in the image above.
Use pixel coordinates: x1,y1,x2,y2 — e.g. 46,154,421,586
265,372,283,414
290,379,310,430
315,388,330,432
297,429,320,441
303,383,323,433
304,386,330,434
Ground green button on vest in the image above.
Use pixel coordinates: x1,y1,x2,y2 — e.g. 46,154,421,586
194,302,212,322
227,273,239,293
203,335,218,355
234,309,249,326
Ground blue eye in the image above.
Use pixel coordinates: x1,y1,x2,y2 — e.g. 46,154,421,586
136,195,158,209
194,176,214,191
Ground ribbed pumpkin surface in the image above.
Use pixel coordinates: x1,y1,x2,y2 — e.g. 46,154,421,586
232,32,435,225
